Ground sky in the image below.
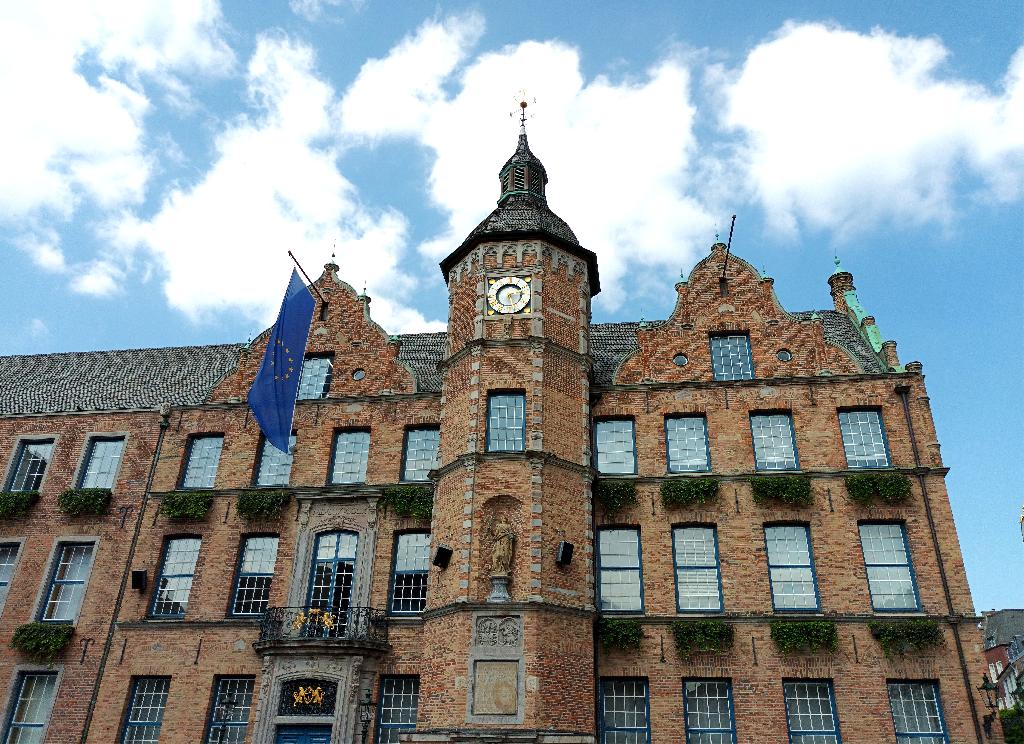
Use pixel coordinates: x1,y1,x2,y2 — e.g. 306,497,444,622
0,1,1021,611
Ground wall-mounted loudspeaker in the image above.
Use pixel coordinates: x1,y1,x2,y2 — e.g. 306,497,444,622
432,545,453,569
131,569,148,591
555,541,574,566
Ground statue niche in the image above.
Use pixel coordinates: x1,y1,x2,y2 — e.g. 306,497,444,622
482,496,522,603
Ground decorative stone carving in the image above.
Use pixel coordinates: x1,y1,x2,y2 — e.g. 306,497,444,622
476,616,521,647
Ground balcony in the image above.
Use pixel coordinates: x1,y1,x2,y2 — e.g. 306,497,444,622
254,606,389,655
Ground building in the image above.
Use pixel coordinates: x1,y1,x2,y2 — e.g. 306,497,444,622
0,125,994,744
983,610,1024,711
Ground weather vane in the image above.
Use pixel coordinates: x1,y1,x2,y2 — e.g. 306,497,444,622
510,89,536,128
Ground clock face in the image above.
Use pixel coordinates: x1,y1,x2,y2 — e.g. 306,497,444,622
486,276,532,315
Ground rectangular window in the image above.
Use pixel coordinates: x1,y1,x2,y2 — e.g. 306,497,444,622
783,681,841,743
0,543,18,609
297,356,333,400
486,393,526,452
40,542,95,622
839,410,891,468
6,439,55,492
78,436,126,489
765,525,819,611
683,679,736,743
402,428,440,482
600,678,649,744
595,420,637,475
376,676,419,744
859,523,919,611
204,677,254,744
254,435,295,487
390,532,430,614
231,536,279,616
330,430,370,484
710,334,754,381
887,682,948,743
598,528,643,612
751,413,799,470
180,435,223,489
3,672,57,743
666,416,710,472
673,527,722,612
151,537,201,618
121,677,170,744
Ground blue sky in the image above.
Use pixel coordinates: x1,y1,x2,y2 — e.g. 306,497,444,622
0,1,1020,610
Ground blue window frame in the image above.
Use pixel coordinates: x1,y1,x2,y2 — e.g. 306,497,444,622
308,532,358,624
765,525,820,611
231,536,279,616
750,413,799,470
710,334,754,381
486,393,526,452
78,436,125,489
598,528,644,613
204,676,254,744
783,680,842,743
376,676,419,744
673,526,723,612
600,678,650,744
665,416,710,472
255,435,295,487
887,682,949,743
859,523,920,611
39,542,94,622
839,410,891,468
329,430,370,484
683,679,736,743
3,672,58,743
0,543,18,609
297,356,333,400
180,435,223,489
595,420,637,474
121,677,170,744
151,537,201,618
389,532,430,615
402,428,440,482
5,439,54,492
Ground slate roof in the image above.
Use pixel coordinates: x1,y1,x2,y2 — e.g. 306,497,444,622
984,610,1024,649
792,310,885,373
397,332,446,393
463,193,579,248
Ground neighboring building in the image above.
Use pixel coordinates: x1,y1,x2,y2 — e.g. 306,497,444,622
0,126,995,743
984,610,1024,710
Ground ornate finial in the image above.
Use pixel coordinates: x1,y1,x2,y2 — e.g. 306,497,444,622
715,228,720,242
511,90,535,134
639,314,647,329
680,267,685,281
832,255,844,275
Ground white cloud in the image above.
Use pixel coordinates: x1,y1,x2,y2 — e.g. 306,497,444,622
718,23,1024,238
290,0,365,22
16,232,67,273
28,319,49,339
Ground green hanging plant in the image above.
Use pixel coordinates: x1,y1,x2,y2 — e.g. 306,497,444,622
58,488,112,517
380,485,433,521
10,622,74,665
236,489,290,520
845,473,912,506
671,619,734,657
162,490,214,520
770,620,839,654
1000,706,1024,744
868,619,944,656
661,478,720,509
0,491,39,519
750,476,813,508
598,617,644,651
595,480,638,514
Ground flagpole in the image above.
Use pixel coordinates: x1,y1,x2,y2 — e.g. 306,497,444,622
287,250,328,303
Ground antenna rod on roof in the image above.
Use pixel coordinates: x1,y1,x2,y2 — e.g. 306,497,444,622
288,250,327,304
721,214,737,277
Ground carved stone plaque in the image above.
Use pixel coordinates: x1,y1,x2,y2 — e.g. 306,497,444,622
475,616,521,647
472,660,519,715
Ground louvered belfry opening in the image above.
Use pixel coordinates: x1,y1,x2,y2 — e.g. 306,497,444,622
498,129,547,203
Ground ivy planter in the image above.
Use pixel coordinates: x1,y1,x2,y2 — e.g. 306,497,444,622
770,620,839,655
162,490,214,520
380,486,433,521
868,619,944,657
750,476,813,508
661,478,720,509
0,491,39,519
58,488,112,517
10,622,74,665
236,489,290,520
845,473,912,507
671,619,734,657
1001,706,1024,744
598,617,644,651
594,480,637,515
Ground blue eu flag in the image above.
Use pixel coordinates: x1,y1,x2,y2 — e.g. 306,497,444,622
249,269,316,453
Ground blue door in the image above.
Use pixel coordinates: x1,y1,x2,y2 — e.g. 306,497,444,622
275,725,332,744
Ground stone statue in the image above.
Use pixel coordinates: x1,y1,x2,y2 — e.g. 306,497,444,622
490,517,515,577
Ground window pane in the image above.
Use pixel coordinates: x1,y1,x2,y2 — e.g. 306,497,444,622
667,417,710,472
330,431,370,484
309,532,358,619
487,394,525,452
152,538,201,617
0,543,19,607
391,533,429,614
6,672,58,743
80,437,125,489
751,414,798,470
674,528,722,612
182,436,223,489
403,429,440,481
205,677,254,744
42,543,94,621
255,436,295,487
684,680,735,742
710,335,754,381
888,682,947,742
784,682,840,742
297,356,333,400
859,523,918,610
8,440,54,492
122,678,169,744
377,677,419,744
595,421,636,474
766,526,818,611
599,529,642,612
601,679,649,744
839,410,890,468
232,537,278,616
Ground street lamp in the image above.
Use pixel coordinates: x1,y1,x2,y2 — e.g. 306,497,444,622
358,687,377,744
978,675,998,739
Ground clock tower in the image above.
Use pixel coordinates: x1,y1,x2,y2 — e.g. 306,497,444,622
413,118,600,742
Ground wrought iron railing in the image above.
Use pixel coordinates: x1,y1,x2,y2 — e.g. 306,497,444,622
258,606,389,646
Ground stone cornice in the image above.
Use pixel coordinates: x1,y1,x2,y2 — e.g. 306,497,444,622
422,600,594,621
432,450,592,480
441,336,591,372
591,370,923,396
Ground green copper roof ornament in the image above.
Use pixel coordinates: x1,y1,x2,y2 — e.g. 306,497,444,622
832,255,844,275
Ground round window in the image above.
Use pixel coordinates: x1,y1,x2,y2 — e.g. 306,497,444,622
673,353,688,366
777,349,792,362
352,368,366,381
